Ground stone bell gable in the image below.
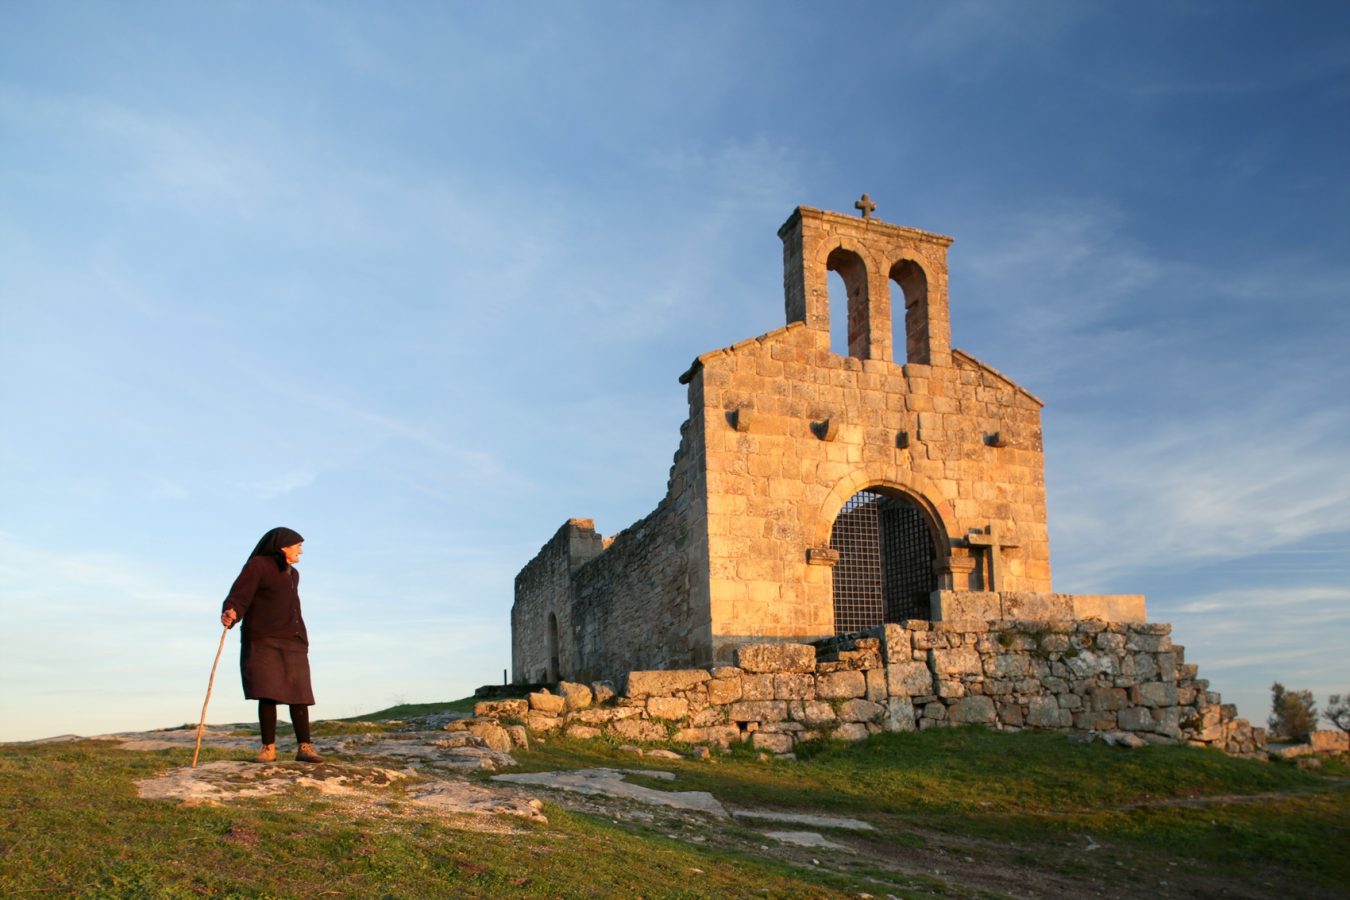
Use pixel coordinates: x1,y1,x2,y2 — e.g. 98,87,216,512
512,201,1139,687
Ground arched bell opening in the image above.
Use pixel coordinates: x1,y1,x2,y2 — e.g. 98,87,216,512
828,486,941,634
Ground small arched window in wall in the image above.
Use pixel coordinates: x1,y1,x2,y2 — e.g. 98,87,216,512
890,259,930,365
546,612,560,682
826,247,870,359
829,488,937,634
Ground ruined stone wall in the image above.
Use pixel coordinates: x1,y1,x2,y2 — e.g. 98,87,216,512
511,398,712,685
693,319,1050,663
511,519,604,683
487,619,1265,759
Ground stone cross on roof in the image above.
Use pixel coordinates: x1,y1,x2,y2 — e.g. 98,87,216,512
966,524,1020,592
854,193,877,218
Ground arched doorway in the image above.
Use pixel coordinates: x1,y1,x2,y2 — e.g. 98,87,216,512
829,488,937,633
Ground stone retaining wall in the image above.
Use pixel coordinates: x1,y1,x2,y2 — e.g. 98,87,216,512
476,619,1267,759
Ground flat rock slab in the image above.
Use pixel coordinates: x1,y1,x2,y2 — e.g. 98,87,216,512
763,830,850,850
407,781,548,824
492,768,728,818
331,731,516,771
136,761,547,825
730,809,874,831
136,760,408,806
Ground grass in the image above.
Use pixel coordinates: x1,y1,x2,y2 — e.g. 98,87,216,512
2,705,1347,898
0,742,908,898
509,726,1350,890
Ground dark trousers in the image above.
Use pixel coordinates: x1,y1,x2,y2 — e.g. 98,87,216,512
259,699,311,744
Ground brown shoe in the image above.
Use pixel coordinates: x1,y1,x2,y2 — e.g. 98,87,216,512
254,743,277,763
295,742,323,764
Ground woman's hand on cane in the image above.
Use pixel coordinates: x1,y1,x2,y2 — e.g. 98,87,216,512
221,608,238,629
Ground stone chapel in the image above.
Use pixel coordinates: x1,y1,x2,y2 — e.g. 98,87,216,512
512,200,1142,687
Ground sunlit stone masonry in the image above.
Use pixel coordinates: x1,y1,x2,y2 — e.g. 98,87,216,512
508,199,1264,756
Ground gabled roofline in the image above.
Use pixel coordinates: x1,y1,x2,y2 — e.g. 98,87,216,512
952,348,1043,407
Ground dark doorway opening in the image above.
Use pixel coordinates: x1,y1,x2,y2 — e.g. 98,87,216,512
830,489,936,633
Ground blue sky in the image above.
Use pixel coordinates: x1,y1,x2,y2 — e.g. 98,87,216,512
2,1,1347,742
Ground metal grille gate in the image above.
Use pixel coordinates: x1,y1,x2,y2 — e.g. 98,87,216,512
830,490,935,633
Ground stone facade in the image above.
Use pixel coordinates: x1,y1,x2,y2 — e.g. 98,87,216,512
482,623,1265,759
513,204,1133,685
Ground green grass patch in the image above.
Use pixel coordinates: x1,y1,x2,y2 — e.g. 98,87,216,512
0,741,925,898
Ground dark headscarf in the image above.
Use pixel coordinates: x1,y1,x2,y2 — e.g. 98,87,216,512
249,527,304,570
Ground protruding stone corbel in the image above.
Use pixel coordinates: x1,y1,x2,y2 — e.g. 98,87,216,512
728,408,752,432
985,432,1009,448
807,547,840,567
811,418,838,441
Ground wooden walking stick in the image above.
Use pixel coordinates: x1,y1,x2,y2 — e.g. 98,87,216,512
192,624,230,768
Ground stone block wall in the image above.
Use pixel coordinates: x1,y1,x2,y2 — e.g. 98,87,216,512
511,409,712,685
488,620,1266,759
693,319,1051,663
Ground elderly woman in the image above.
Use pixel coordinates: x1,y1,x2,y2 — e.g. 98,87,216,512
221,527,321,763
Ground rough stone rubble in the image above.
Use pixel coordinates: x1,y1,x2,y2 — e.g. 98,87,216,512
475,620,1267,759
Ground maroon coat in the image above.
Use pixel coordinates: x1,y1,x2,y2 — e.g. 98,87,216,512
223,556,314,705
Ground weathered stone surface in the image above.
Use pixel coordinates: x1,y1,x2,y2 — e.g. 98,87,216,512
948,695,997,724
739,673,776,701
881,624,912,664
609,718,668,742
1090,687,1128,711
773,672,815,700
831,722,871,742
528,692,567,715
815,670,867,699
790,700,839,727
1118,707,1154,731
1135,682,1178,708
690,705,727,727
467,721,513,753
590,681,616,705
997,702,1023,727
647,696,690,720
672,725,741,747
936,680,966,698
864,667,888,702
930,647,982,677
706,677,742,705
837,699,885,723
526,712,563,732
988,654,1031,678
557,681,594,710
565,724,602,740
475,699,528,719
883,697,917,732
1125,631,1172,653
886,661,934,696
1026,697,1068,728
568,706,640,725
1066,650,1117,678
932,591,999,623
729,700,788,723
737,643,816,673
625,669,710,698
505,725,530,750
752,732,794,753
